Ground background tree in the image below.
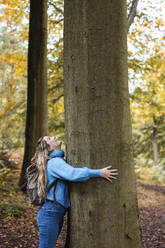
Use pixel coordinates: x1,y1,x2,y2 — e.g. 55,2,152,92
128,9,165,184
130,40,165,183
127,0,139,31
64,0,141,247
0,1,28,150
18,0,48,190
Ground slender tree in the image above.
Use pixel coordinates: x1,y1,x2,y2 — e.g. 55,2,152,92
127,0,139,31
19,0,48,190
153,115,158,166
64,0,142,247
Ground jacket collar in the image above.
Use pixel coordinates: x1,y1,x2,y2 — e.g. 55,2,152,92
49,150,65,158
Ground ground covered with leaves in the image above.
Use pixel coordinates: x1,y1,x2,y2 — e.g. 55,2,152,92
0,151,165,248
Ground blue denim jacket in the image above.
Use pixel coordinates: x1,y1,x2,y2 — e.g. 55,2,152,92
46,150,102,209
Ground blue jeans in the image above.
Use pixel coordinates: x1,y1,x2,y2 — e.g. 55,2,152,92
37,201,67,248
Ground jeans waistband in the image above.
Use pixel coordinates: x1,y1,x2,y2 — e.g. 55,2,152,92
45,199,67,210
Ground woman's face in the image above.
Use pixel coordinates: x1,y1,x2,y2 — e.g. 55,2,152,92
44,136,62,152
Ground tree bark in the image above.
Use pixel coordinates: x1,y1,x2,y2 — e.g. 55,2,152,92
64,0,142,247
19,0,48,190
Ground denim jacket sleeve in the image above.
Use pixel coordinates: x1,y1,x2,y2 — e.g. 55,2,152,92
48,157,102,182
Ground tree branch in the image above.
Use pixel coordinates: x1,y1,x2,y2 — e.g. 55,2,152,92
127,0,139,32
52,94,64,103
48,83,63,92
49,18,64,25
48,1,64,15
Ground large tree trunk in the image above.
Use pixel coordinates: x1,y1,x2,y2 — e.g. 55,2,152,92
19,0,48,190
64,0,142,247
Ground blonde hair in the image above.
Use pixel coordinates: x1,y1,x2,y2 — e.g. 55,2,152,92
31,136,50,201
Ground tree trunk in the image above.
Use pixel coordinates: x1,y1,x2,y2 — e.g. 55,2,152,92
127,0,139,32
153,115,158,166
64,0,142,247
19,0,48,190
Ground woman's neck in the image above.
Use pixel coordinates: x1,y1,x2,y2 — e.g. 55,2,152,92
53,147,62,152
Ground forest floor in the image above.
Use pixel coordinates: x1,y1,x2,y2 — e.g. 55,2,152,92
0,150,165,248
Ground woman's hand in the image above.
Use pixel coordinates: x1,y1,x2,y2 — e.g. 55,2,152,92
101,165,118,183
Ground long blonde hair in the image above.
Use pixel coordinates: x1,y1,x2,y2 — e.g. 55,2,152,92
31,136,50,201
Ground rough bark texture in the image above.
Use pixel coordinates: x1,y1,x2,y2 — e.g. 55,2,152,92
64,0,142,247
19,0,48,190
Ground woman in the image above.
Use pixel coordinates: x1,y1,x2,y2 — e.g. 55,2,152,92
35,135,118,248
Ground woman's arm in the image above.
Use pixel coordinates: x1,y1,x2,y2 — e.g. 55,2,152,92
48,158,118,183
48,157,102,182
